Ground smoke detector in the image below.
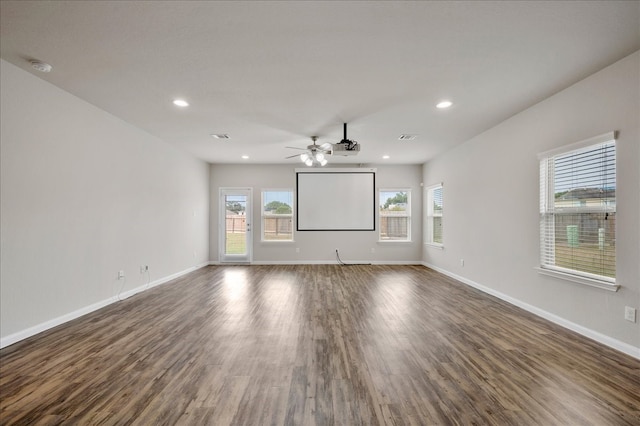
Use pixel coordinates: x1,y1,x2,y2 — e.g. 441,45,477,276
30,60,52,73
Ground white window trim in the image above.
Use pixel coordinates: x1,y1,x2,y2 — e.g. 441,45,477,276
537,132,618,291
425,183,444,248
378,188,411,243
537,132,615,159
535,267,619,292
261,188,294,243
424,242,445,250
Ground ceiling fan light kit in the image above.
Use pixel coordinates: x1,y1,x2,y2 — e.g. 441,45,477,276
286,123,360,166
300,148,328,167
290,136,332,167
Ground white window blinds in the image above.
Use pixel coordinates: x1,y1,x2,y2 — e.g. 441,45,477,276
425,184,443,246
539,133,616,285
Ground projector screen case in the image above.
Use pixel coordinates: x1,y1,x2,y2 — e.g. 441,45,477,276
296,168,376,231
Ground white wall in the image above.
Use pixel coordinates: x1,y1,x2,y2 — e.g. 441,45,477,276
422,51,640,355
210,164,423,264
3,48,637,357
0,60,210,345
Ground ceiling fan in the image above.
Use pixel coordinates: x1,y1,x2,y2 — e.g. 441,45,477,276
285,123,361,166
286,136,332,166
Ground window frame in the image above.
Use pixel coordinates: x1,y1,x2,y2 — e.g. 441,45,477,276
378,188,411,242
261,189,294,242
537,132,618,291
424,183,444,248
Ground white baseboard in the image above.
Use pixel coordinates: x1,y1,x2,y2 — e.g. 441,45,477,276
0,298,115,350
421,262,640,360
210,259,423,266
250,260,423,265
115,262,209,301
11,261,633,360
0,263,209,349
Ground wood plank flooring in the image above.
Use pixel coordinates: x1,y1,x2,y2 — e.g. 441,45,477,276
1,265,639,425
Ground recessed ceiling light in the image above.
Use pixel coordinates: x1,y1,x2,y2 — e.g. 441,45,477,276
241,155,249,159
30,60,52,73
210,134,230,139
436,100,453,109
173,99,189,107
382,155,390,159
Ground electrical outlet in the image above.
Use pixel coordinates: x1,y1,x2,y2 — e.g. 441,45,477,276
624,306,636,323
118,270,125,280
140,265,149,273
460,259,465,267
295,247,300,253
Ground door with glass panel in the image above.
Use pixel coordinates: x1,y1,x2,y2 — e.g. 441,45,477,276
219,188,252,263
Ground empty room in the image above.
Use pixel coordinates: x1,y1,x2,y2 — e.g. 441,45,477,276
1,1,639,425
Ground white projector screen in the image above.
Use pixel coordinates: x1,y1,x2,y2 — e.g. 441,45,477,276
296,170,376,231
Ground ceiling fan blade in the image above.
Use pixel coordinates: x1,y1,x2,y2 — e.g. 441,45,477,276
285,146,307,150
285,154,302,159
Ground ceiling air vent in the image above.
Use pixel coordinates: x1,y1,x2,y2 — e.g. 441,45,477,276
398,134,418,141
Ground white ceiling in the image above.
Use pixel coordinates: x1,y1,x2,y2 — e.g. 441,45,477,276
1,1,638,165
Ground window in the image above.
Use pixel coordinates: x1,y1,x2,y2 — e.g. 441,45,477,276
262,190,294,241
538,132,616,289
379,189,411,241
425,184,443,247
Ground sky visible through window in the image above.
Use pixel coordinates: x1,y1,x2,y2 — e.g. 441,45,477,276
379,192,395,207
380,191,409,209
264,191,292,207
553,143,616,194
225,195,245,202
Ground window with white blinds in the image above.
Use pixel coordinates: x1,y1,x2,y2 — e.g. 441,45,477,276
425,184,443,247
538,132,616,288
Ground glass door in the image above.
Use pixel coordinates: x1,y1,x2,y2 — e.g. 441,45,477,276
219,188,252,263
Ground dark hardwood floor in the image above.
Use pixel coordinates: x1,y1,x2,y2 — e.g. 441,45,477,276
1,265,638,425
